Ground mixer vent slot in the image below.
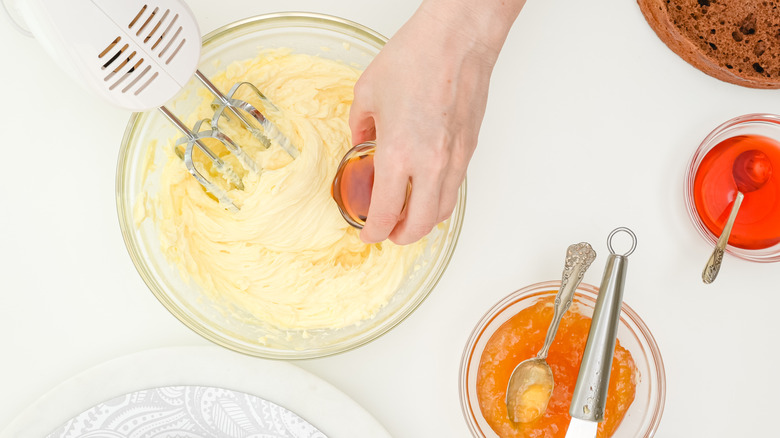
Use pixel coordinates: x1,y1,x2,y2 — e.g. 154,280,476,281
110,57,144,91
144,8,168,44
127,5,186,65
109,50,136,75
165,36,186,65
98,35,158,95
123,64,152,93
128,5,147,29
98,37,120,58
100,42,129,70
162,27,184,63
152,13,177,50
135,72,159,96
135,6,158,37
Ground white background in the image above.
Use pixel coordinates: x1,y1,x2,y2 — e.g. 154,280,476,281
2,0,780,437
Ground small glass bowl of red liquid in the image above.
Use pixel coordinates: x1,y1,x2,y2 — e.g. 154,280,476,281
684,113,780,262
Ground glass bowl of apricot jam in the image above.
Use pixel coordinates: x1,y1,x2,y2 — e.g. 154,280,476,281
685,113,780,262
459,281,665,438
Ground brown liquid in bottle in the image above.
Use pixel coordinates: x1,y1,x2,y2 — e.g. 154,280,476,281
332,149,374,228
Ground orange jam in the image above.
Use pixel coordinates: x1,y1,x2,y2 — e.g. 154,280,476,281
477,295,637,438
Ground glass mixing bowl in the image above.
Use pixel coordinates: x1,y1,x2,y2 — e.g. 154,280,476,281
459,281,665,437
116,13,466,359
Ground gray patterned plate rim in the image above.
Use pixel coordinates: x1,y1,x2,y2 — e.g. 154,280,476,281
46,385,326,438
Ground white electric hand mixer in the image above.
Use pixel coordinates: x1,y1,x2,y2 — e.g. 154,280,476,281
4,0,298,211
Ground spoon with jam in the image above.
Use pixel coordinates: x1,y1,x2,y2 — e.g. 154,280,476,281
505,242,597,424
702,149,773,283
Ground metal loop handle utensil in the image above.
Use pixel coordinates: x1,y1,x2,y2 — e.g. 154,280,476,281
537,242,598,360
570,227,637,423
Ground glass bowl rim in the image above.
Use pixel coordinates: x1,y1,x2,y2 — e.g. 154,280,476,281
458,280,666,437
683,112,780,262
115,11,467,359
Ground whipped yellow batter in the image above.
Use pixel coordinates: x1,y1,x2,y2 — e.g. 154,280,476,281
144,49,426,331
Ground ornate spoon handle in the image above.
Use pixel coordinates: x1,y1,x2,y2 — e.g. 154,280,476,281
537,242,597,360
702,191,744,284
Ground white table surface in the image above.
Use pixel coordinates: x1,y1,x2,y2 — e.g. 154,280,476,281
1,0,779,437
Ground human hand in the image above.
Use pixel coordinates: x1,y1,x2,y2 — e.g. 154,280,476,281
349,0,524,245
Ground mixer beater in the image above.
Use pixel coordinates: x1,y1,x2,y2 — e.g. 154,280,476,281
8,0,297,211
162,70,298,211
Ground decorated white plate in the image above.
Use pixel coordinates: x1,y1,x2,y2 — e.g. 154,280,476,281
46,385,325,438
0,346,390,438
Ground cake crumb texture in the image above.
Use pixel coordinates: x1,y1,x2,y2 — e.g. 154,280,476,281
639,0,780,88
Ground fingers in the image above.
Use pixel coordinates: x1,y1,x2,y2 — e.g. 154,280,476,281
359,148,410,244
358,138,469,245
388,149,467,244
436,166,466,223
388,170,443,245
349,82,376,146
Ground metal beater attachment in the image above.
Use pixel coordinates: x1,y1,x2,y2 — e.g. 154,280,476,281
162,70,298,211
8,0,296,211
204,73,299,160
158,106,244,212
